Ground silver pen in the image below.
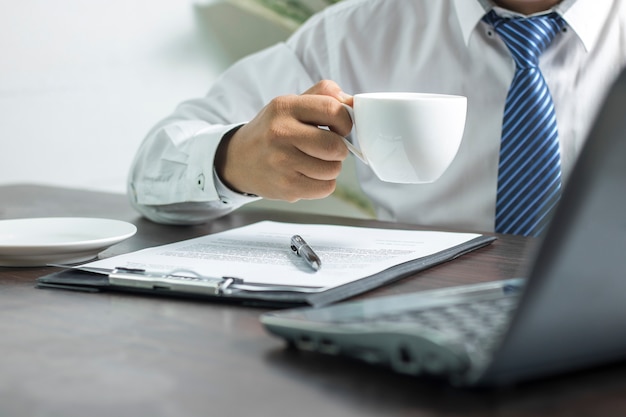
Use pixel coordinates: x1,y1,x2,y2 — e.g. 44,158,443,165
290,235,322,272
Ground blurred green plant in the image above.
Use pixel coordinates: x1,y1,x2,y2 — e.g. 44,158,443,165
256,0,342,24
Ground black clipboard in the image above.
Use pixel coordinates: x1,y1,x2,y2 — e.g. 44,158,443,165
37,235,496,308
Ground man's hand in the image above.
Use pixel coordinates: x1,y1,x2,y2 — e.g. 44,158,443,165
215,80,354,202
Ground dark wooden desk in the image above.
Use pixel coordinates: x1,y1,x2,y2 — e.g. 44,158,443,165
1,184,624,417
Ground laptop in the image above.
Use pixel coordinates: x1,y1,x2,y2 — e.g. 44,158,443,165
260,68,626,387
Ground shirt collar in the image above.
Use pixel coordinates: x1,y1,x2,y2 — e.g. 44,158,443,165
561,0,612,52
453,0,606,53
453,0,488,46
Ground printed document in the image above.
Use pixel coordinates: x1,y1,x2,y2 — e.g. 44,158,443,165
84,221,481,289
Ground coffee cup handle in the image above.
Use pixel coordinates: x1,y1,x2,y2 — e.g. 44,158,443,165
341,104,368,165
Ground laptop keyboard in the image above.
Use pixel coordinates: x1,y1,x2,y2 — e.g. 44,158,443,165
263,283,523,380
380,296,517,351
394,297,517,339
330,294,519,363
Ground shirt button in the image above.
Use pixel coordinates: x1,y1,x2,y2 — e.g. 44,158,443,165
196,173,205,190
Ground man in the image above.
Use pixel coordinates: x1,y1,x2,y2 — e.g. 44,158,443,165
128,0,626,233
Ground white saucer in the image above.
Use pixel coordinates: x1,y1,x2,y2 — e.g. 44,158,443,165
0,217,137,267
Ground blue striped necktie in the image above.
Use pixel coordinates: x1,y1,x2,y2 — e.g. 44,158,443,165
483,10,565,236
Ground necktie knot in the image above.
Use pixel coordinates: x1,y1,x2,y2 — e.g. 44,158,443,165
483,10,565,70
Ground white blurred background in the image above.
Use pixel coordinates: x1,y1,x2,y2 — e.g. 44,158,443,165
0,0,371,217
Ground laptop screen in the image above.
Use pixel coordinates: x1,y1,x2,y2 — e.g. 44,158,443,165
483,67,626,384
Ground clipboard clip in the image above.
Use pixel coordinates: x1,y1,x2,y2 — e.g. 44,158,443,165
109,267,241,295
107,267,323,295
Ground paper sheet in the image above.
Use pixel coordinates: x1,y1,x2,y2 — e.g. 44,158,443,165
84,221,480,289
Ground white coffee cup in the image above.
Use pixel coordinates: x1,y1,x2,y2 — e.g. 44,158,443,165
342,92,467,183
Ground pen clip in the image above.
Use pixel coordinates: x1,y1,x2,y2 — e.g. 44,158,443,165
290,235,308,256
290,237,301,254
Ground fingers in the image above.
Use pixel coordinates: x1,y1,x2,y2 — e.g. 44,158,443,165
221,125,343,201
302,80,353,105
292,124,349,162
301,80,354,132
272,94,353,138
275,136,344,181
215,81,355,202
264,146,343,201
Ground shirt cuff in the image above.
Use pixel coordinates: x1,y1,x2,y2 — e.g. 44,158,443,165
213,167,261,207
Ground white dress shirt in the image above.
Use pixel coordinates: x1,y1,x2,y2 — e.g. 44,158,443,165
128,0,626,232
